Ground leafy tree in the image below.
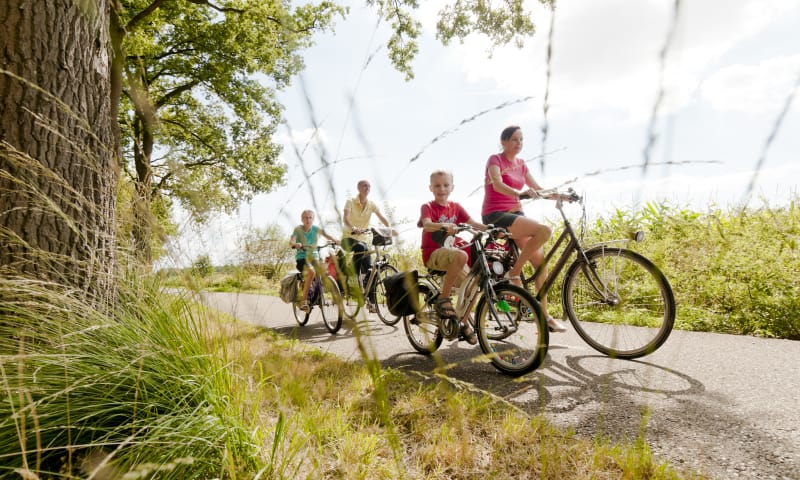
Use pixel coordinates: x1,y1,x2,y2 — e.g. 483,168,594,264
116,0,347,263
238,224,294,278
366,0,553,80
191,253,214,278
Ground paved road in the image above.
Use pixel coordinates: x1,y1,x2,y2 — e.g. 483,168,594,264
202,292,799,480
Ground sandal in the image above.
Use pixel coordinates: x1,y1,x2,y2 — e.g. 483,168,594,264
547,316,567,333
459,323,477,345
433,295,457,319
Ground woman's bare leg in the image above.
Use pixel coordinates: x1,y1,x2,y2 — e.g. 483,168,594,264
507,217,551,279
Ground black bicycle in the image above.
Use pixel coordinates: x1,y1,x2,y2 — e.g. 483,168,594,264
489,188,676,359
334,227,402,325
404,224,549,376
292,242,344,334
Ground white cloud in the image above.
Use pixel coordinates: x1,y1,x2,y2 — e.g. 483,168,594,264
701,55,800,114
275,127,330,148
444,0,800,120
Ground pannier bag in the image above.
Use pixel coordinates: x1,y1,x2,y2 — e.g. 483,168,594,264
279,270,300,304
382,270,420,316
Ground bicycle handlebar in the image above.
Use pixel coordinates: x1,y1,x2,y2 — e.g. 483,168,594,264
519,187,582,203
292,240,340,251
350,226,397,236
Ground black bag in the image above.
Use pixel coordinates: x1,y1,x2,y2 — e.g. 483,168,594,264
382,270,419,316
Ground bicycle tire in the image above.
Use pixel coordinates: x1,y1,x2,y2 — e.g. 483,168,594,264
292,302,310,326
562,247,675,359
403,282,443,354
320,275,343,334
340,271,362,319
292,276,310,326
474,283,549,376
375,265,401,325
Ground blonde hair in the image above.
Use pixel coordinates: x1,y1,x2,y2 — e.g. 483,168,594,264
429,169,453,184
300,210,314,219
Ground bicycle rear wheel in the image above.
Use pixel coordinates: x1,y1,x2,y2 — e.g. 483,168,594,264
562,247,675,359
320,275,343,334
402,282,443,354
375,265,401,325
475,284,549,376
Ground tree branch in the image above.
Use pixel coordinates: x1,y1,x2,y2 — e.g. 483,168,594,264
187,0,245,14
126,0,168,31
155,80,201,109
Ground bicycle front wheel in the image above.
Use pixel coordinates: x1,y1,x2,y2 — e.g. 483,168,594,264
340,271,362,319
475,284,549,376
403,282,443,354
562,247,675,359
320,275,343,334
375,265,401,326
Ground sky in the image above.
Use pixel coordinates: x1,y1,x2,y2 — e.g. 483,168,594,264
166,0,800,267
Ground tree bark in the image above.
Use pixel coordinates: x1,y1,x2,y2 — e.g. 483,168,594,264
0,0,119,301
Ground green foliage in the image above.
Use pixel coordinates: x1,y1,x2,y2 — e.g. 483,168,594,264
580,199,800,339
118,0,347,221
365,0,553,80
191,253,214,278
238,224,295,279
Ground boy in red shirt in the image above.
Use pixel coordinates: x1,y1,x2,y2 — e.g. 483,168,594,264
417,169,488,345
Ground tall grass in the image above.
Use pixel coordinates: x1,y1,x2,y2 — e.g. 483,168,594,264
581,199,800,339
0,276,259,478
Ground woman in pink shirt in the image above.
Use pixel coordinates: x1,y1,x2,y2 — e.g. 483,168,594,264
481,125,567,333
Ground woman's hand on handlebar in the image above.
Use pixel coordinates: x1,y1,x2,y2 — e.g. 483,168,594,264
520,188,581,203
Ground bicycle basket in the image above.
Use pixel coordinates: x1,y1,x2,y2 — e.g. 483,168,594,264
382,270,419,316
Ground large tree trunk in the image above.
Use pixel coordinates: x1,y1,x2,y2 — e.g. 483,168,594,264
0,0,119,301
132,115,155,265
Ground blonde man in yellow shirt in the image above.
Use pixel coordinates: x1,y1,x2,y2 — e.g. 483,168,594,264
342,180,392,310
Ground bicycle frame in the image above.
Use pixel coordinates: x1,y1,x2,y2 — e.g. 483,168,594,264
514,194,637,306
339,230,391,296
420,227,517,333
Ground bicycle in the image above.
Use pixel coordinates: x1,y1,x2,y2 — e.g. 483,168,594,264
334,227,402,326
403,224,549,376
490,188,676,359
292,242,344,334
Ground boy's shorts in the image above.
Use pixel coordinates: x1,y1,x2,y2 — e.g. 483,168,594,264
426,248,469,286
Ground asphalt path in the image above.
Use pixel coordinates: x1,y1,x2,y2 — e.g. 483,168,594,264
201,292,799,480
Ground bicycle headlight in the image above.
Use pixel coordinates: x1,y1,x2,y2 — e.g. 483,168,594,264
491,261,505,276
632,230,645,242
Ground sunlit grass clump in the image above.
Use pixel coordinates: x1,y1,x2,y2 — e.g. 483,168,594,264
0,277,258,478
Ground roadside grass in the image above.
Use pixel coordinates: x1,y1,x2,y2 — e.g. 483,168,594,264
204,302,707,479
1,274,707,478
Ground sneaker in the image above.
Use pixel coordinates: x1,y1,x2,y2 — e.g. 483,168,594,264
366,302,378,313
299,302,310,312
547,316,567,333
